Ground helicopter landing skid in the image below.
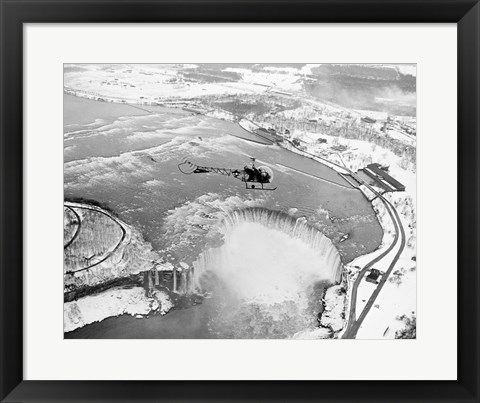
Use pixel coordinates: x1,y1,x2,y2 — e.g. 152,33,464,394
245,183,277,191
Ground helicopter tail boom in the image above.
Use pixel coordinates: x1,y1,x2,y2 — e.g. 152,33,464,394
178,157,276,191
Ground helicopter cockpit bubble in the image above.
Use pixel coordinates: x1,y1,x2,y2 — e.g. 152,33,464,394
257,166,273,183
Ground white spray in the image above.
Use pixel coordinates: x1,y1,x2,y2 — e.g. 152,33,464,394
193,208,342,305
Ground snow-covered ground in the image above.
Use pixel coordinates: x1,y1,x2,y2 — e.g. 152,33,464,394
289,128,416,339
64,287,173,332
355,192,416,339
320,285,347,332
64,202,167,292
64,64,275,104
238,118,260,132
224,67,303,92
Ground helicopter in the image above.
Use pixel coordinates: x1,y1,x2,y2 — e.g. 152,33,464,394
178,157,277,191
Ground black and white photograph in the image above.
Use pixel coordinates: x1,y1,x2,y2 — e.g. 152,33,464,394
63,63,417,340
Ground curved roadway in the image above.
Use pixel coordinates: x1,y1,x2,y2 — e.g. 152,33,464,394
64,203,127,274
63,206,81,249
284,141,406,339
343,196,406,338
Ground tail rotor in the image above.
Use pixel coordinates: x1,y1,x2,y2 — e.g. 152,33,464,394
178,157,197,174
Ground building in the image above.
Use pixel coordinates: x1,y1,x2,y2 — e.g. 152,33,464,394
255,128,284,143
363,163,406,192
361,116,377,124
331,144,348,152
366,268,381,283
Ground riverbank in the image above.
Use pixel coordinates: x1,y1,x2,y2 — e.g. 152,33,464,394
64,200,181,332
282,130,416,339
64,287,173,333
63,92,385,338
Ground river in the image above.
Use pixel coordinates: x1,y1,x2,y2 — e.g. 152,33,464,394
64,94,382,338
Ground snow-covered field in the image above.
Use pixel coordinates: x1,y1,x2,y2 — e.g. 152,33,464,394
64,287,173,332
224,67,303,92
64,64,272,103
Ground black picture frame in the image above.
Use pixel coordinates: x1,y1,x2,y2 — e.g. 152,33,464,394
1,1,479,402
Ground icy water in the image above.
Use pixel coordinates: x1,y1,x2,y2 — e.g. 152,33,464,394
64,94,382,338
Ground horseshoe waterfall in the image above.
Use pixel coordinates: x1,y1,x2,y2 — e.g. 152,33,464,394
193,208,343,304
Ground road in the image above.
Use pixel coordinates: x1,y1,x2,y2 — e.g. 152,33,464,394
284,142,407,339
343,198,400,337
342,195,406,338
344,198,406,338
64,202,127,274
63,205,81,249
306,150,407,339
